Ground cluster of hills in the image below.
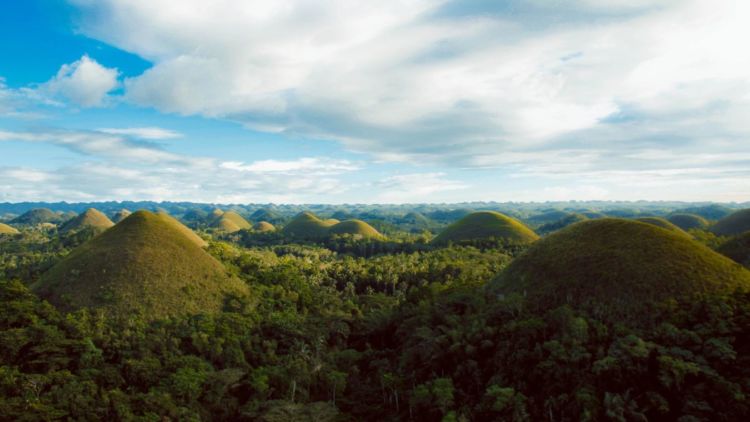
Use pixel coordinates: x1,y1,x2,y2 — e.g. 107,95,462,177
282,211,383,240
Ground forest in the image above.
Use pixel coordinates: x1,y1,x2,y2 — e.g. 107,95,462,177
1,201,750,421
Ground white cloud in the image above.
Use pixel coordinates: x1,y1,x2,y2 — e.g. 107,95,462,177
41,55,119,107
67,0,750,170
220,158,359,175
98,127,182,139
375,172,467,203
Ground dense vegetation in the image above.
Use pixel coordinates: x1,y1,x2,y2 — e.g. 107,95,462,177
2,203,750,420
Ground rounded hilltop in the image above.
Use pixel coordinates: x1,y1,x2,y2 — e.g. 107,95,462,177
711,209,750,236
253,221,276,232
635,217,691,237
667,213,709,231
490,218,750,326
431,211,538,246
59,208,114,234
111,209,132,223
328,219,384,239
33,210,248,319
11,208,61,225
282,211,339,239
211,210,251,233
717,232,750,268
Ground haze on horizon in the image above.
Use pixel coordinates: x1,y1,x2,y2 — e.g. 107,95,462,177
1,0,749,204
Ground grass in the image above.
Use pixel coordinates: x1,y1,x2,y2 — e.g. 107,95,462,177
282,212,338,239
328,219,384,239
212,211,252,233
112,209,132,223
11,208,60,225
711,209,750,236
432,211,539,246
635,217,691,237
254,221,276,232
667,213,709,230
717,232,750,268
33,210,248,319
156,211,208,247
0,223,19,235
59,208,114,234
491,218,750,326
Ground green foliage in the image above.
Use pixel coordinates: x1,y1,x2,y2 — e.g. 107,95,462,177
717,231,750,268
432,211,539,246
58,208,114,235
712,208,750,236
667,213,709,230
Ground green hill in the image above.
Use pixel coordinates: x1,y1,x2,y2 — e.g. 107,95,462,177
527,210,570,225
680,204,734,220
711,209,750,236
717,232,750,268
210,208,225,219
667,213,709,230
329,219,384,239
212,211,252,233
33,210,248,319
491,219,750,326
537,213,587,235
0,223,19,235
635,217,691,237
431,211,539,246
11,208,61,225
155,211,208,247
111,209,132,223
254,221,276,232
282,212,338,239
59,208,114,234
251,208,281,222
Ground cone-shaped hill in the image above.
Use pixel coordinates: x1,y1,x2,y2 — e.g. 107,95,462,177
11,208,61,225
329,219,384,239
635,217,691,237
33,211,248,319
0,223,19,235
711,209,750,236
210,208,225,218
156,211,207,247
59,208,114,234
254,221,276,232
251,208,281,223
432,211,539,246
211,211,251,233
667,213,709,231
111,209,132,223
490,219,750,326
717,232,750,268
282,212,339,239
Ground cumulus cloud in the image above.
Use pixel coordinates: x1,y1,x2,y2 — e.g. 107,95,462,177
67,0,750,171
375,172,467,203
41,55,119,107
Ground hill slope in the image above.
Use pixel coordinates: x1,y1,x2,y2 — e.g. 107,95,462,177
11,208,60,225
717,232,750,268
211,211,251,233
432,211,538,246
282,212,338,239
59,208,114,234
491,219,750,326
711,209,750,236
33,210,248,319
111,209,132,223
329,219,384,239
635,217,691,237
155,211,208,247
0,223,19,235
254,221,276,232
667,213,709,230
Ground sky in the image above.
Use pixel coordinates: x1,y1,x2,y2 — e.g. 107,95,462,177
0,0,749,204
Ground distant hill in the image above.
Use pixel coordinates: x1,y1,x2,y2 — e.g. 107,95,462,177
59,208,114,234
667,213,709,230
10,208,61,225
251,208,282,223
537,213,587,235
491,219,750,326
635,217,691,237
328,219,384,239
432,211,538,246
717,232,750,268
254,221,276,232
211,211,252,233
111,209,132,223
210,208,225,218
527,210,570,225
679,204,734,220
711,209,750,236
282,212,339,239
331,210,355,220
0,223,19,235
156,211,208,247
33,210,248,319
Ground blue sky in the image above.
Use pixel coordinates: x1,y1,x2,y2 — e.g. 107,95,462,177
1,0,749,203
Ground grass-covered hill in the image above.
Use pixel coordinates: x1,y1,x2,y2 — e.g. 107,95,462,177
253,221,276,232
635,216,691,237
717,232,750,268
526,210,571,225
711,209,750,236
111,209,132,223
328,219,384,239
537,213,587,235
10,208,61,225
491,218,750,326
0,223,19,235
431,211,539,246
667,213,709,230
156,211,208,248
282,212,339,239
211,211,252,233
251,208,282,223
32,210,249,319
59,208,114,234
